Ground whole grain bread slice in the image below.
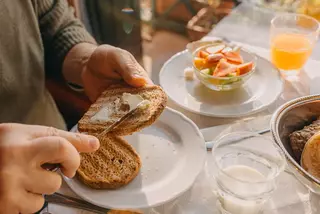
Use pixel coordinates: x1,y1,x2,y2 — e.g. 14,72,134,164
77,135,141,189
78,85,167,136
289,118,320,161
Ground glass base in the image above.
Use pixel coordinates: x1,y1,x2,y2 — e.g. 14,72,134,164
279,69,301,81
216,200,265,214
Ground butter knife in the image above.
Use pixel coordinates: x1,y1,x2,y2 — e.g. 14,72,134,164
45,193,110,214
98,101,146,137
205,128,270,151
42,101,146,171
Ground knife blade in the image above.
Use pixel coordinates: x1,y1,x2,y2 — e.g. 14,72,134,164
42,101,146,172
98,101,146,137
205,128,271,151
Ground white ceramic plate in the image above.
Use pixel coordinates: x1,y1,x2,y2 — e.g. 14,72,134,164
159,50,284,118
64,108,206,209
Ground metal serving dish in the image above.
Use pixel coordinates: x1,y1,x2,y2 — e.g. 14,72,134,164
271,94,320,194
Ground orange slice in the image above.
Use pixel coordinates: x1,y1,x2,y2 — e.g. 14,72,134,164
237,62,254,75
193,57,206,70
198,50,210,58
206,44,225,54
223,51,244,64
213,59,237,77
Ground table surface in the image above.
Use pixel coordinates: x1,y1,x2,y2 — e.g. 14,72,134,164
44,3,320,213
208,2,320,60
163,40,320,130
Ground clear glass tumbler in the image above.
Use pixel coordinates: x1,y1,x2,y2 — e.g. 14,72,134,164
270,13,320,79
206,132,286,214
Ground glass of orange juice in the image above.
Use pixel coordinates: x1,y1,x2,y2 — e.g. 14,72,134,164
270,13,320,78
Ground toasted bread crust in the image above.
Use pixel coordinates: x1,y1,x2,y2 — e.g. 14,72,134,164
78,85,167,136
77,84,167,189
77,135,141,189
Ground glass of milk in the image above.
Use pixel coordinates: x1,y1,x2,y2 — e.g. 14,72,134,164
207,131,286,214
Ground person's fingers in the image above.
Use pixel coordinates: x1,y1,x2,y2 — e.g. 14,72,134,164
30,136,81,178
85,45,153,87
19,192,44,214
25,170,62,195
4,123,99,153
27,125,99,153
86,46,122,80
113,50,152,87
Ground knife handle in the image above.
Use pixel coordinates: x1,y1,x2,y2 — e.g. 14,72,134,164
41,163,60,172
45,193,110,214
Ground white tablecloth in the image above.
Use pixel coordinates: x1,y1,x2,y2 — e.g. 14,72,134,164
45,116,320,214
43,41,320,213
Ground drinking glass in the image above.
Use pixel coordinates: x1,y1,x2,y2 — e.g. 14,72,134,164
206,132,285,214
270,13,320,78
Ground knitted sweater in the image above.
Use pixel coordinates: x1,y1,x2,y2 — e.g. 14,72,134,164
0,0,95,129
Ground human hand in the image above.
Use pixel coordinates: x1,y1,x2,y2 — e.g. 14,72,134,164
0,123,99,214
81,44,153,101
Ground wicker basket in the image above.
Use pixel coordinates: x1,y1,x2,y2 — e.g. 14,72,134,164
186,1,234,41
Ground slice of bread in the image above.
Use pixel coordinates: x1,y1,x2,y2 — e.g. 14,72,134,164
78,85,167,136
301,131,320,180
77,135,141,189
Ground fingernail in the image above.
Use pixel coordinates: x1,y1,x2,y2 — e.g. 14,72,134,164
147,78,154,85
133,74,144,79
89,136,99,150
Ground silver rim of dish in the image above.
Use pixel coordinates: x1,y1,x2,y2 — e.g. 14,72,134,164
270,94,320,186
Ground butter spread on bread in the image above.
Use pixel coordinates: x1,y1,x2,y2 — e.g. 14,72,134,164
77,85,167,189
90,93,150,122
122,93,150,111
78,85,167,136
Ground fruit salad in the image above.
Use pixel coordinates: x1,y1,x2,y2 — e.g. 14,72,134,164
192,43,257,91
193,44,254,77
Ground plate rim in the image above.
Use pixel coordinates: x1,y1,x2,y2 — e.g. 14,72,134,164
64,107,206,209
159,50,284,118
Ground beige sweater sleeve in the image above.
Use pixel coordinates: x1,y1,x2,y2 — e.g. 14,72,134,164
35,0,96,75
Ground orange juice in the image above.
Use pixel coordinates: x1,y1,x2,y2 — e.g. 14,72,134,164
271,33,312,70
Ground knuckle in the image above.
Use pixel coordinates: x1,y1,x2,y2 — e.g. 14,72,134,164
125,60,139,70
55,137,69,157
74,133,86,144
97,45,114,57
46,127,59,136
120,48,132,56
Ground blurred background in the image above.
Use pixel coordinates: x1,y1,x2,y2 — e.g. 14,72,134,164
50,0,320,129
68,0,238,78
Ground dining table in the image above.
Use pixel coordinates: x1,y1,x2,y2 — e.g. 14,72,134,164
43,2,320,214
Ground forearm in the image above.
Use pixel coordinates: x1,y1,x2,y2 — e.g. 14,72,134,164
62,42,97,85
38,0,96,78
